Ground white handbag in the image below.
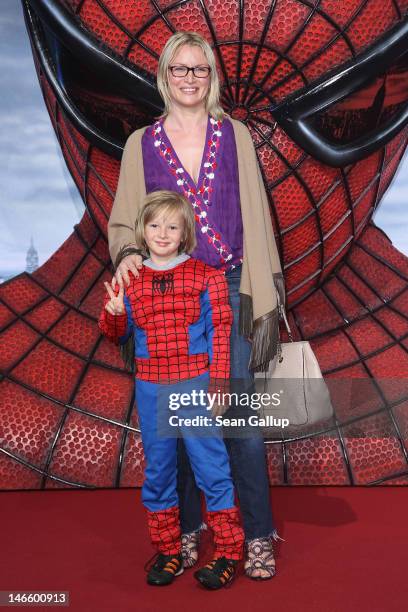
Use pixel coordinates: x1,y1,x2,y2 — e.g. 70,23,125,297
254,297,334,430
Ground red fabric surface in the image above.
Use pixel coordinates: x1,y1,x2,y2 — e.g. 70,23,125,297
1,487,407,611
146,505,181,555
98,259,232,383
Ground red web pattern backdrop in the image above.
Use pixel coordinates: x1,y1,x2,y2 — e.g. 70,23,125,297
1,0,408,488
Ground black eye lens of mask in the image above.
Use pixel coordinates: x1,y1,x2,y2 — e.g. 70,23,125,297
311,49,407,141
24,0,162,159
271,19,408,167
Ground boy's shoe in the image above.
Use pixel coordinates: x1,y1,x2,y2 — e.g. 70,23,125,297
194,556,238,590
145,553,184,586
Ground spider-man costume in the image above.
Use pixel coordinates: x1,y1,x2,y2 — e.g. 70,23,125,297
98,256,244,558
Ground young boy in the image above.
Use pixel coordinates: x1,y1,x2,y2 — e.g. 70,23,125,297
99,190,244,589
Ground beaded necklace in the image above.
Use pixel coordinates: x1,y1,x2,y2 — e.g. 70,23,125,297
152,116,233,267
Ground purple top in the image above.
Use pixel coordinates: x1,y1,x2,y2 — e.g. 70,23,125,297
142,115,243,271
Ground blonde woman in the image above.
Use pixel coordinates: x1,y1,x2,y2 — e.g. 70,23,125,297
108,31,285,580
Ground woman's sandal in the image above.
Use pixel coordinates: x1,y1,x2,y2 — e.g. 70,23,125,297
244,537,276,580
181,531,200,568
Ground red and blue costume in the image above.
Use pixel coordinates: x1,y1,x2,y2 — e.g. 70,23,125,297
99,256,244,559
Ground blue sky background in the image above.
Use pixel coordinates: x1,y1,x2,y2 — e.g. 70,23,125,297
0,0,407,280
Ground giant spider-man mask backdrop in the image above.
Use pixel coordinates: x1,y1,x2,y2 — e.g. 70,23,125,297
1,0,408,488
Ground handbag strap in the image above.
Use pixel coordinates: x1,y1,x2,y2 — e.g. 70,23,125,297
277,292,293,342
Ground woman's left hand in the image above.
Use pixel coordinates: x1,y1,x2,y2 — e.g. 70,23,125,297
211,402,229,418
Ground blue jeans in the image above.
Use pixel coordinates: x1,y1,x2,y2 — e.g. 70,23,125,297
177,266,276,540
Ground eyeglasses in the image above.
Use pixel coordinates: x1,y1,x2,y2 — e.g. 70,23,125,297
168,65,211,78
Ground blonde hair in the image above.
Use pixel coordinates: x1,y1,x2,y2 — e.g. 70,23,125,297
135,190,197,255
157,31,225,121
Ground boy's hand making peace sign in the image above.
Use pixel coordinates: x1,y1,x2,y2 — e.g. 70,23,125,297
104,282,125,315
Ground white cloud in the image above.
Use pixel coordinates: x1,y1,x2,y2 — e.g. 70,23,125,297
378,183,408,207
0,15,18,27
373,151,408,255
0,55,34,70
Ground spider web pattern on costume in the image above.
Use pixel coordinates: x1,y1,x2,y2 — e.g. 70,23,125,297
98,259,231,383
1,0,408,488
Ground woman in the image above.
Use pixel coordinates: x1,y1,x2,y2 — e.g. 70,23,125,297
108,31,285,580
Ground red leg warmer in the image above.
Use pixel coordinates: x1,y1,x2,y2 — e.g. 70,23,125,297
146,506,181,555
207,507,244,561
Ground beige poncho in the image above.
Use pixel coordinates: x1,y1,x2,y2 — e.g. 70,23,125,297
108,117,285,371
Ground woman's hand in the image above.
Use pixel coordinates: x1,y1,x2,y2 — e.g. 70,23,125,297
104,282,125,315
211,402,229,418
112,253,143,289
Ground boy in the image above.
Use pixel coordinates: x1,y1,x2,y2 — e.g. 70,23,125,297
99,190,244,589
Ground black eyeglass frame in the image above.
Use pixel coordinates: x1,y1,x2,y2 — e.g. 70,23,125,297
168,65,211,78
